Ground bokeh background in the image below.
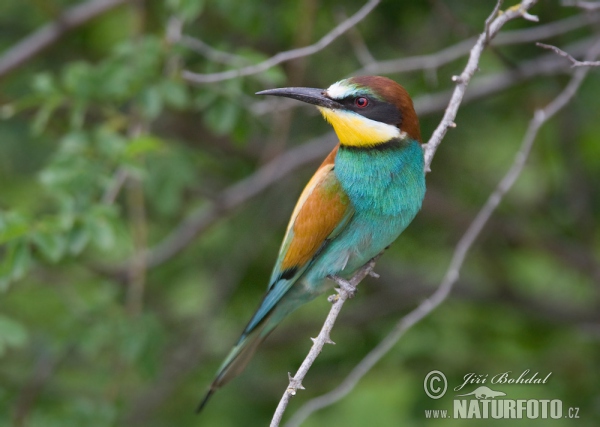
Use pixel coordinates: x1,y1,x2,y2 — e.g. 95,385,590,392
1,0,599,426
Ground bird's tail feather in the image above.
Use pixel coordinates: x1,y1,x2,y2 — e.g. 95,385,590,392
196,318,272,413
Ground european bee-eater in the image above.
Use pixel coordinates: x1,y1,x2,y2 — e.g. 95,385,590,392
198,75,426,411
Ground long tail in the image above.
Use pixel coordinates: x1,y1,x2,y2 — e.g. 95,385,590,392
196,318,272,413
196,275,308,413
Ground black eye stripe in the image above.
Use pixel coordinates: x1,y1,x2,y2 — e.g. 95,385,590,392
335,96,402,126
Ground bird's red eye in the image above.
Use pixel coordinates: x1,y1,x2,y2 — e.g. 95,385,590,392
354,97,369,108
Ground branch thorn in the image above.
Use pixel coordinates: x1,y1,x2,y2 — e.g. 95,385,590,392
519,9,539,22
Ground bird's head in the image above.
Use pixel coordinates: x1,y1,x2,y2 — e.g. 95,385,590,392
257,76,420,148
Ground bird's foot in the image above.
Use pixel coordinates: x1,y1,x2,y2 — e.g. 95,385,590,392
328,275,357,298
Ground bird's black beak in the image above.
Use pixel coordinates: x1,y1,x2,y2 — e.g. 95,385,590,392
256,87,341,109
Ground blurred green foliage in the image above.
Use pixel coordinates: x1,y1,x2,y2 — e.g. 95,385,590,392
0,0,599,426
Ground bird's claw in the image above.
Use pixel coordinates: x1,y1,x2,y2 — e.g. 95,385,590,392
328,275,357,298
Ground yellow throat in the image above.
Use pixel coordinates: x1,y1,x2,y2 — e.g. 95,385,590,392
318,107,404,148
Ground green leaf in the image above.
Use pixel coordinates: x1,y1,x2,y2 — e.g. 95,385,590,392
159,79,189,110
32,232,67,263
125,135,164,158
167,0,205,22
31,97,61,135
138,86,163,120
143,149,197,216
0,315,28,356
59,131,90,156
262,65,287,86
62,61,96,99
87,214,116,251
204,98,240,135
0,240,32,290
11,241,32,280
31,72,58,95
95,127,127,160
0,212,29,245
68,223,91,256
194,87,220,109
69,100,88,130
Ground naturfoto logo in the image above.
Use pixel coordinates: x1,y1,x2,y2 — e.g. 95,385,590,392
423,370,581,420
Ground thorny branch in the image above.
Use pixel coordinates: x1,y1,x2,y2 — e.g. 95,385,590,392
270,258,381,427
414,37,596,116
422,0,540,171
537,42,600,67
270,1,545,425
283,23,600,427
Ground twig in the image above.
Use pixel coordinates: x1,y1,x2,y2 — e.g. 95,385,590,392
415,37,595,116
102,167,129,204
0,0,130,79
181,0,380,84
485,0,505,43
284,33,600,427
422,0,539,172
166,17,251,66
270,258,380,427
355,12,595,75
537,42,600,67
335,9,376,67
563,0,600,10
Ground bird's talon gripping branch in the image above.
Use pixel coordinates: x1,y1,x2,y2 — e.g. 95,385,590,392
329,275,357,298
338,286,356,299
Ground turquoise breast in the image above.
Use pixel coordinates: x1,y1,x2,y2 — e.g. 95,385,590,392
334,139,426,220
304,139,426,286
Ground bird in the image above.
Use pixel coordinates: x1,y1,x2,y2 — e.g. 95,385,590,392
197,75,426,412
